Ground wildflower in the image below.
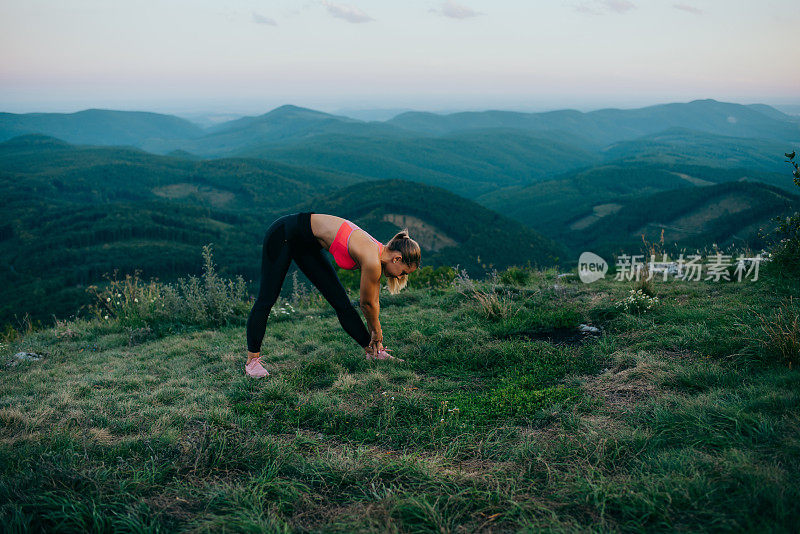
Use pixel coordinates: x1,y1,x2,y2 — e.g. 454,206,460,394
391,396,395,401
116,293,121,297
106,297,111,302
104,315,109,319
440,418,444,422
134,298,138,303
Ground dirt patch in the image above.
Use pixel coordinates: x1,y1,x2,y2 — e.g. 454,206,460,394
569,203,624,231
382,213,458,251
669,172,715,187
152,182,235,208
581,358,662,413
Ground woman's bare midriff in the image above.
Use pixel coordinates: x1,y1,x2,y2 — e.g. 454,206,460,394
309,213,377,268
309,213,345,250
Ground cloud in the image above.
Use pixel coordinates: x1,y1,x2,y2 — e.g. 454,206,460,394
673,3,704,15
322,1,374,23
573,0,635,15
252,12,277,25
603,0,635,13
431,1,482,19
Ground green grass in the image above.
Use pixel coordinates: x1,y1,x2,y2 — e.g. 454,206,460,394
1,267,799,532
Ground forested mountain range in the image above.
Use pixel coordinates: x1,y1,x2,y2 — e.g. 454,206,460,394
0,135,565,328
2,98,798,330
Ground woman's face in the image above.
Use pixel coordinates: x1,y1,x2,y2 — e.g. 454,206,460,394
383,253,416,279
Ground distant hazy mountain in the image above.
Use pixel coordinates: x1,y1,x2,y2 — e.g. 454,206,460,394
163,105,413,157
387,99,800,144
234,128,601,199
334,107,417,121
0,109,205,146
0,134,360,211
600,128,794,174
4,100,797,167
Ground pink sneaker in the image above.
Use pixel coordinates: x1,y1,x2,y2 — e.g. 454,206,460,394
365,348,404,362
245,356,269,377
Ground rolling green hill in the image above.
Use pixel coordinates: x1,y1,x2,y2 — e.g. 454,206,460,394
1,136,562,330
0,109,205,147
477,163,797,259
234,128,601,199
570,181,800,259
0,134,362,210
600,127,793,173
0,135,360,328
142,105,414,156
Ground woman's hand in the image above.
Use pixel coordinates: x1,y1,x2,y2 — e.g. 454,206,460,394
368,329,395,357
366,330,383,356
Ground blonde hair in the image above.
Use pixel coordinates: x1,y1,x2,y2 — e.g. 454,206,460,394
384,227,421,295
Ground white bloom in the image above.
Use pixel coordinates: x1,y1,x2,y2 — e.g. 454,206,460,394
134,298,138,303
104,315,109,319
106,297,111,302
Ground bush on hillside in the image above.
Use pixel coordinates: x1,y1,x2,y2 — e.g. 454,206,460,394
499,265,532,286
87,244,250,331
737,296,800,368
763,150,800,279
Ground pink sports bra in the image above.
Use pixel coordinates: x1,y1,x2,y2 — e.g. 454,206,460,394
329,219,384,270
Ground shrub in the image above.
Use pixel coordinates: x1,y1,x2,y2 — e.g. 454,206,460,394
737,296,800,368
453,267,524,321
762,150,800,279
87,243,250,330
290,271,327,309
763,214,800,279
499,265,532,286
408,265,456,289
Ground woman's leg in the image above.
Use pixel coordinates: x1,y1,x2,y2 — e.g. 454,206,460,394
292,248,372,350
246,216,293,354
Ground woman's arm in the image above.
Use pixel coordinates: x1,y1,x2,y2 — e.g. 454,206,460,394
359,260,382,342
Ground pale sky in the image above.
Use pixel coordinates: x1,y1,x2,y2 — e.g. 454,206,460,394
1,0,798,115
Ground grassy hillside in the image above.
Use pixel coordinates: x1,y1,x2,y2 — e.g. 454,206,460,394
1,261,798,531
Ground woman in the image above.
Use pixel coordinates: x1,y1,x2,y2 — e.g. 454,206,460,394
245,211,421,378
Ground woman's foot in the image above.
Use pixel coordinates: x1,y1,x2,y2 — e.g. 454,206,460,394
245,355,269,377
365,348,404,361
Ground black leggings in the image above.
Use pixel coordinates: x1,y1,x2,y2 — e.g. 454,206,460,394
246,211,371,353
